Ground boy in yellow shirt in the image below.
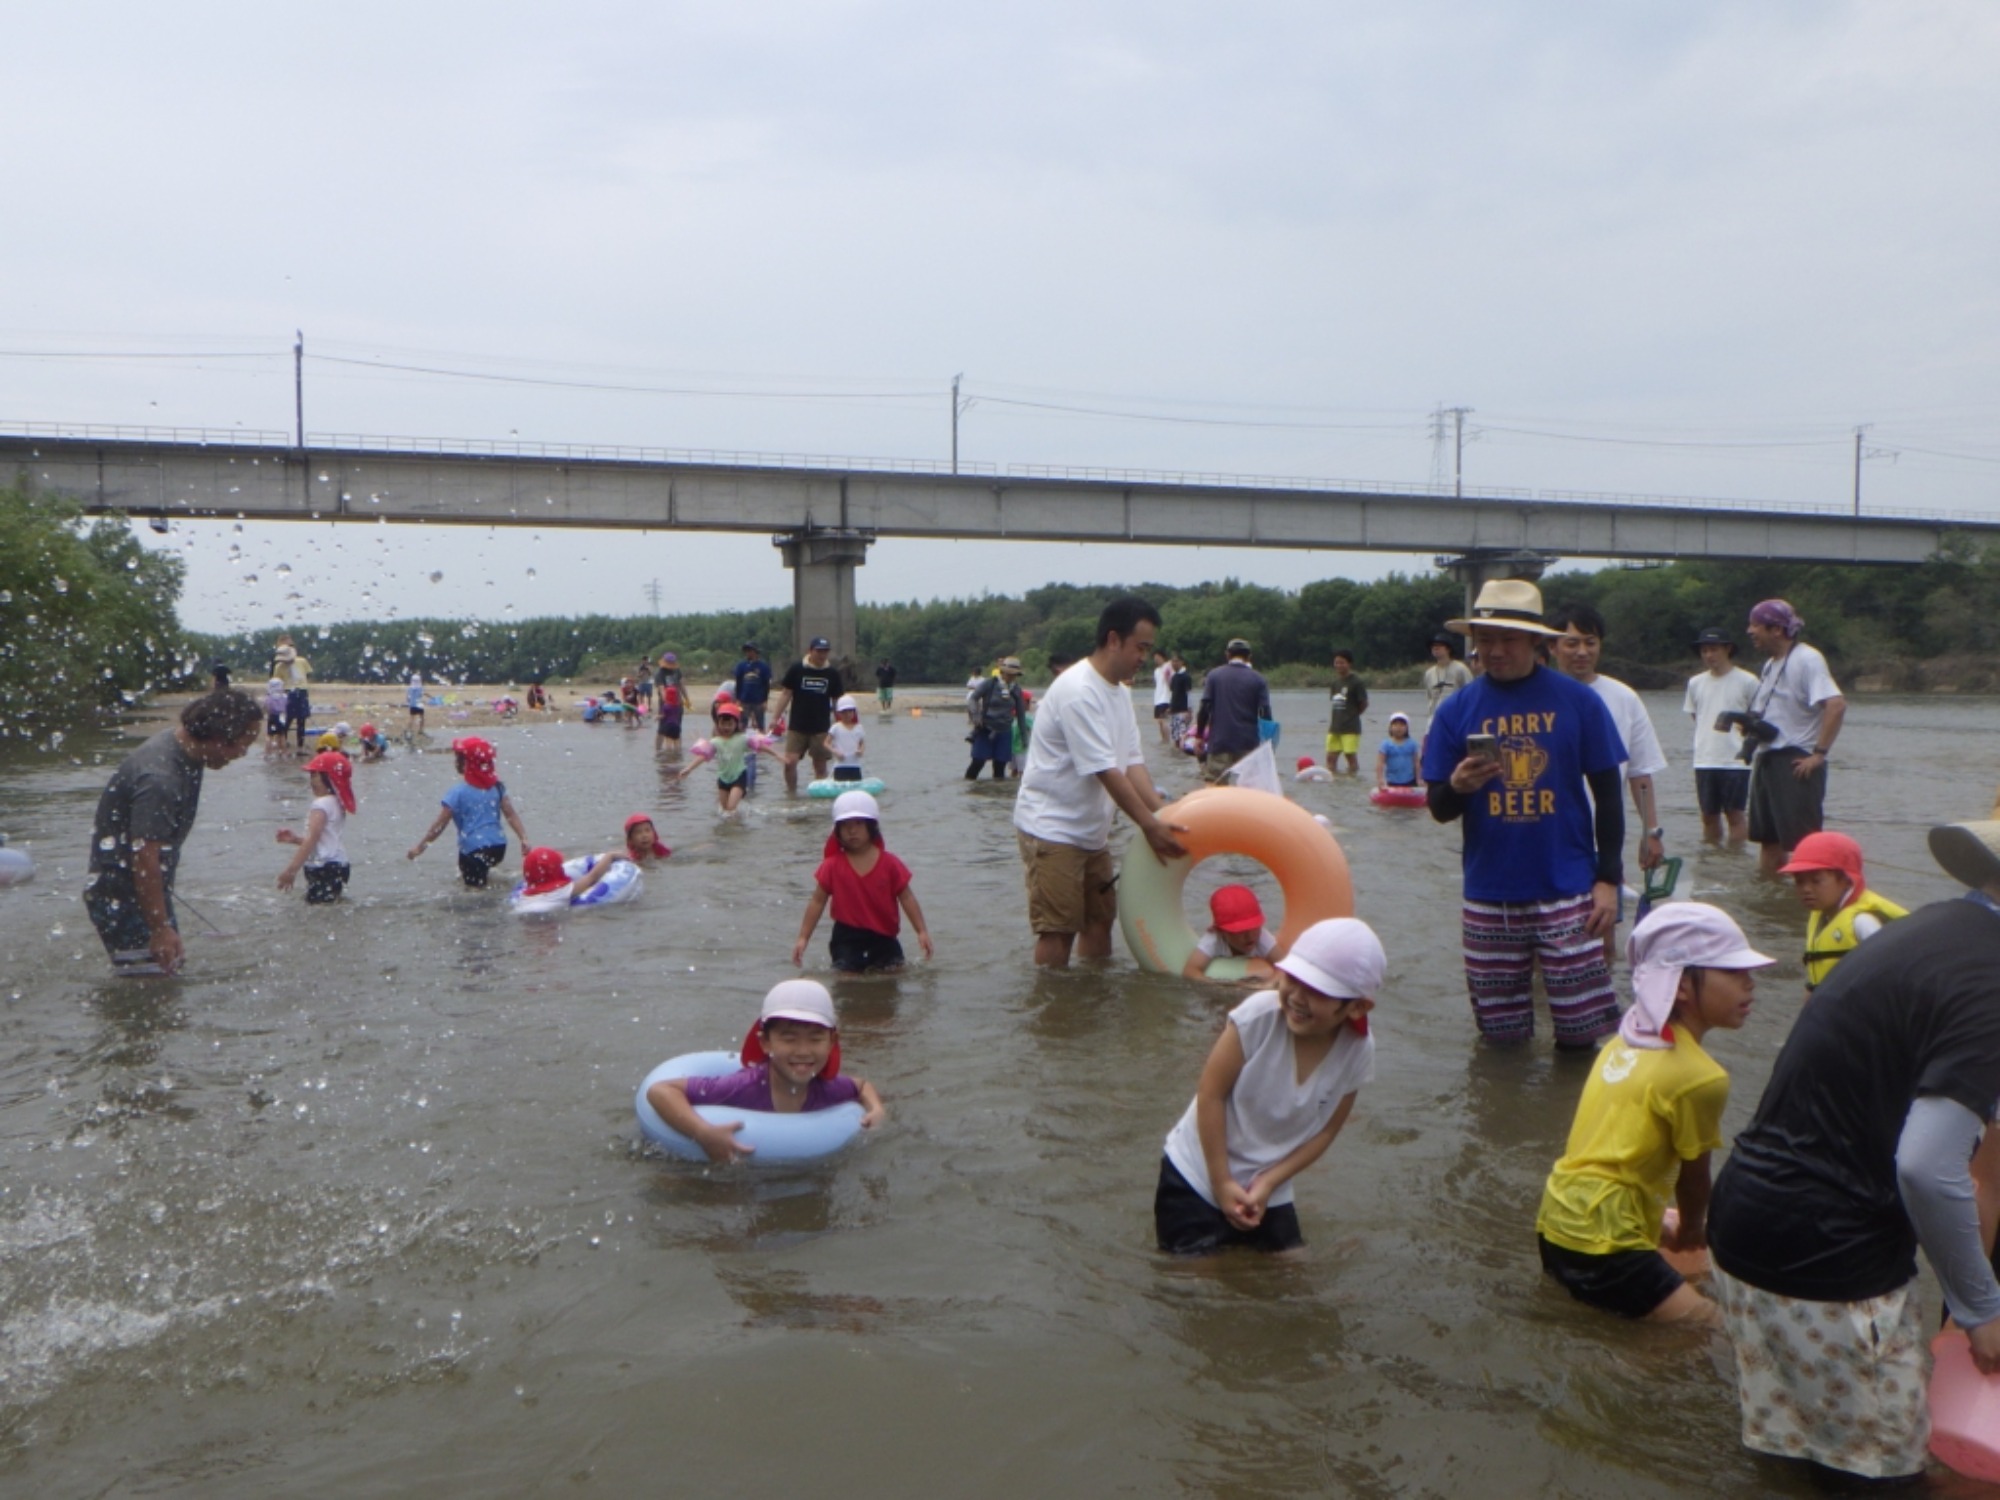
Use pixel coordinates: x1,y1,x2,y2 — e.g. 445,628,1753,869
1535,903,1774,1324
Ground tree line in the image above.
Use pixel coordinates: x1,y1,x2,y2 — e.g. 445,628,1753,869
5,479,1996,743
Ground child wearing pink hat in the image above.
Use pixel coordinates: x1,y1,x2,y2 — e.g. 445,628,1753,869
1535,902,1773,1324
1777,831,1907,992
1156,917,1384,1255
645,979,887,1163
1181,884,1284,982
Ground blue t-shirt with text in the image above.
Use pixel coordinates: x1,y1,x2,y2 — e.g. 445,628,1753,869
1420,666,1624,902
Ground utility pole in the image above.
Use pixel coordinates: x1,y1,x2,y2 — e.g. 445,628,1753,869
1448,406,1473,498
644,578,662,613
951,374,962,474
1852,424,1867,517
293,330,305,451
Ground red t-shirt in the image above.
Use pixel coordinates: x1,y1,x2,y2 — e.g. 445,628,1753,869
815,849,912,936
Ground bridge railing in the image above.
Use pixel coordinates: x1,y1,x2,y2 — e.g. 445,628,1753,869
3,419,1993,526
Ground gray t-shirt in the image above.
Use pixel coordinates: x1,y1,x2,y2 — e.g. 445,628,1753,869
87,728,205,889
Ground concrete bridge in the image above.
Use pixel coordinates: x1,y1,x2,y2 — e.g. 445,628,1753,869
4,427,1991,662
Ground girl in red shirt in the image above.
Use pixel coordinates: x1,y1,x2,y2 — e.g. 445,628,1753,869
791,790,934,973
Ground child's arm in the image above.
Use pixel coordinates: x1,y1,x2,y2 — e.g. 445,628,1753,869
500,794,528,846
854,1077,887,1130
1243,1090,1360,1213
1374,748,1388,789
647,1078,751,1163
896,886,934,959
1666,1151,1714,1250
1193,1021,1259,1229
568,854,621,900
408,806,453,860
1182,941,1218,980
792,885,831,965
277,808,328,891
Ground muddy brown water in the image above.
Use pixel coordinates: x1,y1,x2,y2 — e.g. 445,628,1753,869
2,689,1996,1498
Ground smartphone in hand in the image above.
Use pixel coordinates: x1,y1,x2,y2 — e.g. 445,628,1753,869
1467,733,1500,765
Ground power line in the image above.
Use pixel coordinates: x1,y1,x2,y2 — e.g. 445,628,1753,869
306,353,937,402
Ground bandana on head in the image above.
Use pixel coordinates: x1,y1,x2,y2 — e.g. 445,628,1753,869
1749,599,1803,639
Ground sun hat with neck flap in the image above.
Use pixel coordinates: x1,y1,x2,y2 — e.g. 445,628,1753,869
1273,918,1387,1034
741,979,842,1077
1619,902,1773,1051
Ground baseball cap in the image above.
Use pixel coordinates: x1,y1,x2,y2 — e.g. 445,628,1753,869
1620,903,1774,1050
741,641,760,651
1209,884,1265,933
1692,628,1736,652
810,636,831,651
1225,638,1252,655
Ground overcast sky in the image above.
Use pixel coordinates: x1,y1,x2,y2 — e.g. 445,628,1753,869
5,3,1996,636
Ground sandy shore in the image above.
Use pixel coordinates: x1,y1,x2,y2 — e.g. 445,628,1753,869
135,679,975,735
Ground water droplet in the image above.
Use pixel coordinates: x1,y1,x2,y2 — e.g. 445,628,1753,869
429,571,443,583
276,563,292,577
51,577,67,594
525,568,537,581
0,590,11,604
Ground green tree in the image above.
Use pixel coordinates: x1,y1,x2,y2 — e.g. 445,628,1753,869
0,486,188,739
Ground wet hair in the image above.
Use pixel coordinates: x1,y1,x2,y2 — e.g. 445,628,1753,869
1333,650,1354,666
181,689,263,744
1095,596,1162,648
1548,602,1606,640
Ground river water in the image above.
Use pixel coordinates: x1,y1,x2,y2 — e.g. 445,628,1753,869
1,687,1996,1499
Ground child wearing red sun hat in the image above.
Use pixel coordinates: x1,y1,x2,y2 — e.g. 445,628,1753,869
1183,883,1284,983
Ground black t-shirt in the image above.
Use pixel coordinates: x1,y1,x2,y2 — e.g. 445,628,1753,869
1709,899,2000,1301
876,665,897,688
1169,670,1191,714
780,661,844,735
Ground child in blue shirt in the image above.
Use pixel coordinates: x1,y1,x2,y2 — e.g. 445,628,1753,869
1376,712,1419,790
406,736,528,886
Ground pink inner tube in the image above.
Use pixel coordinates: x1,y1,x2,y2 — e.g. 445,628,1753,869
1369,784,1425,808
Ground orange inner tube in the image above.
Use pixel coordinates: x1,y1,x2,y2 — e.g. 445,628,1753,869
1119,786,1354,977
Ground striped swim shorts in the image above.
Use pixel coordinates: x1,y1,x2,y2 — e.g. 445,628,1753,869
1460,894,1618,1047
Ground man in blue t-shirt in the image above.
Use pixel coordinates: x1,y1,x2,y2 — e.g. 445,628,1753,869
1420,580,1628,1048
731,642,773,731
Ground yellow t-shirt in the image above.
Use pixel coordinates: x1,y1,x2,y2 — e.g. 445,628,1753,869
1534,1029,1727,1255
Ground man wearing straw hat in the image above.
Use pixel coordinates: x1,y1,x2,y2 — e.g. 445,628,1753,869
1420,579,1629,1048
1704,816,2000,1482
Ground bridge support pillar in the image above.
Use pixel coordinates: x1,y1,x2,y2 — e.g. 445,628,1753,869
1436,549,1560,618
775,529,872,667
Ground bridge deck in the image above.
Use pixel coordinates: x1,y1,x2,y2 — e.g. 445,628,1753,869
1,432,1985,565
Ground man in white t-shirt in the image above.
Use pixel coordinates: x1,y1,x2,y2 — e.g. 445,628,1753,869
1151,649,1175,743
1014,598,1188,967
1745,599,1846,876
1549,603,1669,878
1682,628,1759,845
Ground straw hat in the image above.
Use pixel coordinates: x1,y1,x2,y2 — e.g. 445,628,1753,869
1444,579,1563,637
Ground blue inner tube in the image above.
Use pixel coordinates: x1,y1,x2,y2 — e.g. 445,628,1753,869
634,1051,865,1163
509,855,643,913
807,777,886,798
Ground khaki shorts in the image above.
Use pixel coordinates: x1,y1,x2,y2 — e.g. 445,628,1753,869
784,729,830,762
1017,833,1116,937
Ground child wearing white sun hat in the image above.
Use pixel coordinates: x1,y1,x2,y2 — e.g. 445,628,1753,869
1155,916,1386,1255
1535,902,1773,1324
